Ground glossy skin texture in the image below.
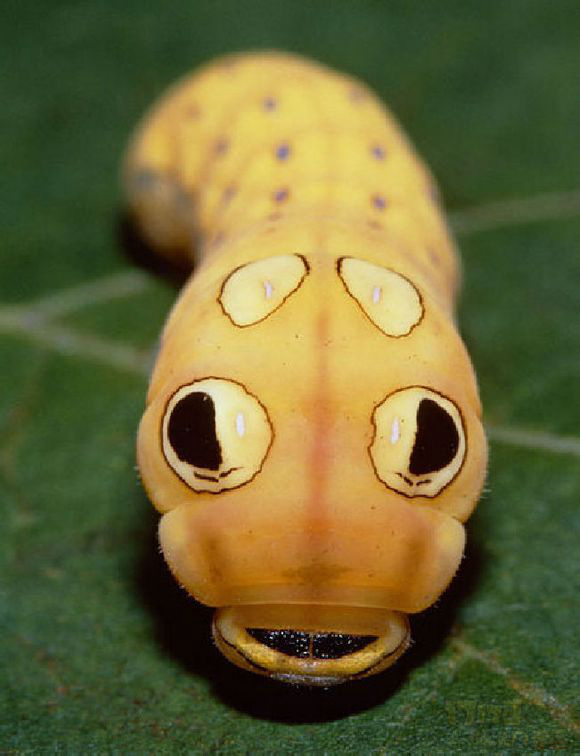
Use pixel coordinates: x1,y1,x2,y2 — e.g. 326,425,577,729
125,52,487,685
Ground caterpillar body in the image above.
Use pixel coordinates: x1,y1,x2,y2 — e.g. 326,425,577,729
125,52,487,686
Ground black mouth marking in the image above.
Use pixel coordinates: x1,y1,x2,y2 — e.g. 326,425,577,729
220,466,240,478
194,472,219,482
396,472,432,487
194,466,241,483
247,628,378,659
214,622,409,684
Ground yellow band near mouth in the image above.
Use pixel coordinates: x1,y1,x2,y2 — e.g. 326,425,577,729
212,605,410,685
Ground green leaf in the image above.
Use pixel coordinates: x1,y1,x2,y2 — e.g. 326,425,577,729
1,1,578,751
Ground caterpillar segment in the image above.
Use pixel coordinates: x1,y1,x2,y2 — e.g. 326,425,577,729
125,52,487,685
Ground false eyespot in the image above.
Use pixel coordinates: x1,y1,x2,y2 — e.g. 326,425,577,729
219,254,309,326
337,257,423,337
161,378,273,493
369,386,466,498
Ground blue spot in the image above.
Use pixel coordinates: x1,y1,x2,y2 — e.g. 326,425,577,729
372,194,387,210
215,139,229,155
273,188,289,203
263,97,277,111
276,143,291,160
371,145,386,160
132,169,158,190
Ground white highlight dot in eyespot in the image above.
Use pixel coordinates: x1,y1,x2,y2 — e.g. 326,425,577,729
338,257,423,337
236,412,246,437
220,255,308,327
390,417,400,444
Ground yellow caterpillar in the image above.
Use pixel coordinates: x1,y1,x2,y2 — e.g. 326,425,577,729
124,52,487,686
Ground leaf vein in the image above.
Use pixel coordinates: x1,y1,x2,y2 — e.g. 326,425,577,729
451,637,580,735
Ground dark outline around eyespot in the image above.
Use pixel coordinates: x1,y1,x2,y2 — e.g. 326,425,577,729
218,254,310,328
336,256,425,338
368,385,467,500
160,376,274,495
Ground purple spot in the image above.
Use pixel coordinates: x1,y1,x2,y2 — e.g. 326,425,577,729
185,103,201,119
372,194,387,210
348,87,366,103
427,185,440,203
428,246,440,266
222,185,236,204
273,188,289,203
275,143,291,160
371,145,386,160
263,97,277,111
215,138,229,155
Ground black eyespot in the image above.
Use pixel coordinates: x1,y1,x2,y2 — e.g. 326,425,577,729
167,391,222,470
162,378,274,494
409,398,459,475
370,386,466,498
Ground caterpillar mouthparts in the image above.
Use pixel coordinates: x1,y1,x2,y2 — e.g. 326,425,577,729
212,605,410,685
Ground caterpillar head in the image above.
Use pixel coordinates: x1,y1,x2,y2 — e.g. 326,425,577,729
138,238,487,686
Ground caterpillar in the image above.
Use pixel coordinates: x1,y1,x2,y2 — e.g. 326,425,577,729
124,52,487,686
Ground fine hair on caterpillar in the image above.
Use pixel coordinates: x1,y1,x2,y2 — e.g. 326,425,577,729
125,51,487,686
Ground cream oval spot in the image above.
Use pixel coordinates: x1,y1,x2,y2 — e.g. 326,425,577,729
219,254,309,327
338,257,423,337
